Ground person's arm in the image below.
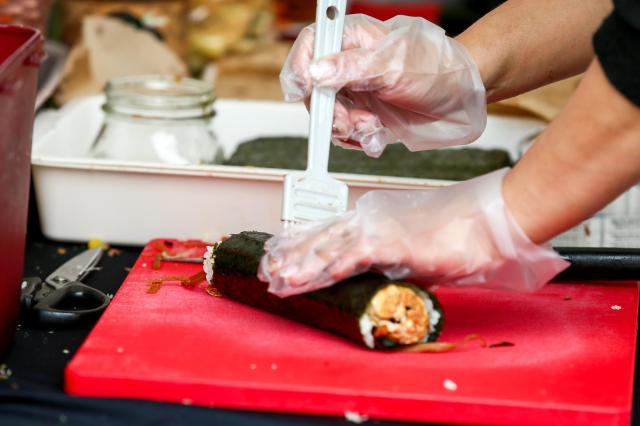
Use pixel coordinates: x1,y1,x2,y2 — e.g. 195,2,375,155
457,0,613,102
259,60,640,297
504,58,640,244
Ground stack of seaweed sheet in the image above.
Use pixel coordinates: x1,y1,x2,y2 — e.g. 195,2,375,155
223,137,512,181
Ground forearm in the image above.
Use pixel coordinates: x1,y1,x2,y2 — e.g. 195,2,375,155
503,59,640,244
456,0,612,102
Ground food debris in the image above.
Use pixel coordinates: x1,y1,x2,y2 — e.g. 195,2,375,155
48,330,54,334
583,224,591,237
563,295,572,301
142,263,148,268
116,347,124,353
124,267,132,272
152,254,163,270
489,341,515,348
88,239,110,250
249,363,257,370
107,248,122,257
344,410,369,424
56,247,67,255
0,364,12,380
399,341,457,353
611,305,622,311
398,334,487,353
443,379,458,392
206,284,222,297
153,241,170,253
181,399,192,406
146,272,207,293
62,349,70,355
147,281,163,294
270,363,278,371
181,271,206,288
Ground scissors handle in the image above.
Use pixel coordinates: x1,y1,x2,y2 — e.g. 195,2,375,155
32,281,110,326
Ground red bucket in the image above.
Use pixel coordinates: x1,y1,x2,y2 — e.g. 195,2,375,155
0,25,44,356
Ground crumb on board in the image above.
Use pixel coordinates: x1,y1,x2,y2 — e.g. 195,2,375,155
206,285,222,297
56,247,67,255
147,281,162,294
270,363,278,371
344,410,369,424
489,341,515,348
107,248,122,257
146,272,206,294
152,254,163,270
62,349,70,355
611,305,622,311
249,363,257,370
181,399,192,406
397,333,486,353
443,379,458,392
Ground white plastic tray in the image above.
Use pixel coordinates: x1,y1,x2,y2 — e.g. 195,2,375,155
32,97,546,245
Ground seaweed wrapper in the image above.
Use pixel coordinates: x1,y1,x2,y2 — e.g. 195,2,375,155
212,231,443,349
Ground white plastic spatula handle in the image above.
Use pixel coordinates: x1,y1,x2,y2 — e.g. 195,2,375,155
281,0,349,225
306,0,347,177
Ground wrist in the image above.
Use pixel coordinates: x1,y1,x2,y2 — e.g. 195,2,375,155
455,31,506,103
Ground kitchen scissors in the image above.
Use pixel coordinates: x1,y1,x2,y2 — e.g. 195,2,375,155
20,248,111,326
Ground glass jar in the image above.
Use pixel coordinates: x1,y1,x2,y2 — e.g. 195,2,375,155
91,75,222,165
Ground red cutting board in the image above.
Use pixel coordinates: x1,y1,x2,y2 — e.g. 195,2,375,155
66,240,639,425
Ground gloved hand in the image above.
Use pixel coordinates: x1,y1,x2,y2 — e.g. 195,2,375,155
280,14,487,158
259,169,569,297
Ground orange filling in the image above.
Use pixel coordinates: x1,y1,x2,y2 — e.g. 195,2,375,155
366,284,429,345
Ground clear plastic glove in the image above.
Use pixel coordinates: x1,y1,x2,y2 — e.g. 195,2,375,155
280,14,487,158
259,169,569,297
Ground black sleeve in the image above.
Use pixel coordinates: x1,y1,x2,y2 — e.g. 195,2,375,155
593,0,640,107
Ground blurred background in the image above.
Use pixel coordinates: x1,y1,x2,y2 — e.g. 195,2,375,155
0,0,506,105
